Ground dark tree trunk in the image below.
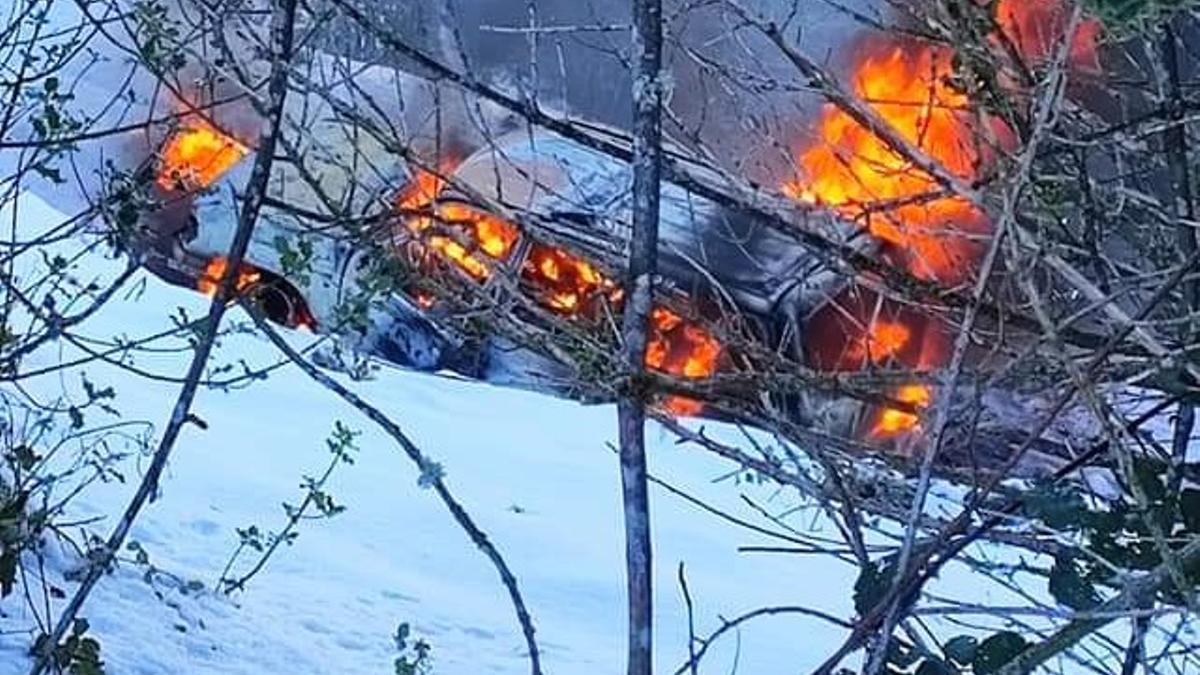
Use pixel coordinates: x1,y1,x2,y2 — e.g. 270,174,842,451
619,0,663,673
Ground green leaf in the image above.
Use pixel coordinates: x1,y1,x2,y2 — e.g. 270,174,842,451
916,658,956,675
33,163,64,184
11,444,38,471
853,557,897,615
1049,556,1101,610
973,632,1028,674
943,635,978,665
1085,0,1188,24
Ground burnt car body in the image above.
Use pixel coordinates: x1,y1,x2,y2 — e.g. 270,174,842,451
136,116,861,424
0,28,1117,485
130,106,1118,485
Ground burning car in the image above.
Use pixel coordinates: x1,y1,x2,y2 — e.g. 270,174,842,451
136,106,865,428
121,0,1114,480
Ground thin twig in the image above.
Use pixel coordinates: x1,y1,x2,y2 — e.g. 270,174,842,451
26,1,298,671
246,307,544,675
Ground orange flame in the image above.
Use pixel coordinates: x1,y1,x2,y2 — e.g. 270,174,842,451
787,0,1099,286
846,319,912,366
996,0,1102,72
791,40,955,432
646,308,722,379
871,384,933,438
872,317,949,438
414,291,437,310
157,118,249,191
397,171,520,280
522,243,618,313
646,307,722,416
197,256,261,297
395,169,722,415
785,42,988,284
794,0,1100,439
805,296,934,438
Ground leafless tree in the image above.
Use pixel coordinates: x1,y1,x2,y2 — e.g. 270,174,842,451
3,0,1200,673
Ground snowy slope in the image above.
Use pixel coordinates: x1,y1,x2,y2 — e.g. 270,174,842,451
0,192,870,674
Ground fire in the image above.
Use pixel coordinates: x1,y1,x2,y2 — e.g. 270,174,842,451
397,172,520,280
157,118,249,191
871,384,932,438
789,40,957,431
646,307,722,416
197,256,261,297
793,0,1101,439
522,243,617,313
785,41,988,284
996,0,1102,72
395,169,723,415
414,291,437,310
646,308,722,378
804,295,934,438
786,0,1100,284
398,167,446,210
433,203,522,279
846,319,912,367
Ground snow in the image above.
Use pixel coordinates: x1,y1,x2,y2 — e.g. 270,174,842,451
0,192,858,673
3,4,1190,671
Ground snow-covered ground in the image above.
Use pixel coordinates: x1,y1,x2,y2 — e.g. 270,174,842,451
0,193,874,673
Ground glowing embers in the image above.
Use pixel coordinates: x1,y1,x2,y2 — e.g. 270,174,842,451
197,256,261,297
397,172,521,281
522,243,619,314
395,169,723,416
157,118,249,192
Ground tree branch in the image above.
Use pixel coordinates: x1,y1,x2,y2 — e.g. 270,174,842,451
245,306,543,675
27,0,298,670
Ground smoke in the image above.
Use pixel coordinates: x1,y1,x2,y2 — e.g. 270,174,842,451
5,0,272,215
306,0,870,184
3,1,162,216
5,0,882,231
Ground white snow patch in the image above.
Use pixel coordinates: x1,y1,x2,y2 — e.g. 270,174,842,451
0,192,855,673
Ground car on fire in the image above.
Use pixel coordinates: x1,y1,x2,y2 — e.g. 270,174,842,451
113,12,1109,480
135,104,871,423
